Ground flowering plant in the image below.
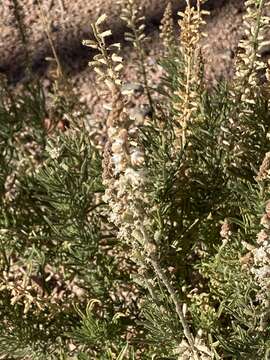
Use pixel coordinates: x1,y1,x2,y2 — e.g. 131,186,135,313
1,0,270,358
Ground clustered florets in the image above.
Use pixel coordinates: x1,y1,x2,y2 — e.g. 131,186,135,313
256,152,270,181
220,218,232,241
173,1,209,147
0,258,85,314
251,201,270,304
83,14,151,248
233,0,269,108
160,1,175,54
101,83,151,248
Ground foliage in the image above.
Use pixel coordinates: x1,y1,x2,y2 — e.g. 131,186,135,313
1,0,270,359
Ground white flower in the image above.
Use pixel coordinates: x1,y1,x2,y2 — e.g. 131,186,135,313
254,247,267,264
111,53,123,63
111,138,125,153
261,214,270,229
99,30,112,39
96,13,107,26
257,229,269,244
253,265,270,282
107,127,118,138
102,188,112,203
112,154,126,174
130,149,144,167
46,145,60,159
124,167,143,186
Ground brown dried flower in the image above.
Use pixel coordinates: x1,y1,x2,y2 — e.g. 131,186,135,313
160,2,175,53
256,152,270,181
174,0,209,147
220,218,232,240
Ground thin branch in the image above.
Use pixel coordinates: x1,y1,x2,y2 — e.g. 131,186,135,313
149,255,200,360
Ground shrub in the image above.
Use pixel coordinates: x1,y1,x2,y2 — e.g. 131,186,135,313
1,0,270,358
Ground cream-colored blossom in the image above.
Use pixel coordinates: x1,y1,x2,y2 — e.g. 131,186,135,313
130,149,145,167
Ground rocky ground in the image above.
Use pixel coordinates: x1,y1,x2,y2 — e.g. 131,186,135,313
1,0,264,120
0,0,226,79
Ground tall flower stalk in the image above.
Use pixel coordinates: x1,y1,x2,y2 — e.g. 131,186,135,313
174,0,209,148
119,0,154,113
232,0,269,110
83,12,207,359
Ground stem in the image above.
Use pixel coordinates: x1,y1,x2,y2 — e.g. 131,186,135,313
149,255,200,359
137,224,198,355
38,0,63,78
137,40,154,114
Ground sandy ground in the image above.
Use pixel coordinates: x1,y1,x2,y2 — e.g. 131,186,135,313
73,0,246,112
1,0,238,82
0,0,250,130
1,0,258,121
0,0,194,80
